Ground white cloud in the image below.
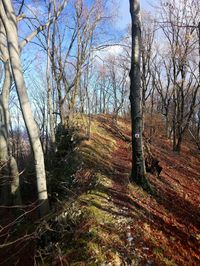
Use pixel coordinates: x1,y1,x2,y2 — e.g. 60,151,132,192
93,44,123,64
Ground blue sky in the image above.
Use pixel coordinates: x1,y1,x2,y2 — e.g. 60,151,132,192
115,0,155,30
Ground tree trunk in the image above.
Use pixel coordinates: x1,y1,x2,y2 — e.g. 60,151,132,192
0,1,49,216
10,156,21,205
165,115,171,139
46,5,56,153
0,19,10,163
68,10,82,125
173,137,182,154
0,67,10,162
129,0,149,189
0,20,21,205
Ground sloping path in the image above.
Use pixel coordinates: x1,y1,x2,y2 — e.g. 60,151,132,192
100,118,200,265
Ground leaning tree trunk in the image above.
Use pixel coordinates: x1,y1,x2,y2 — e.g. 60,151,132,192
0,1,49,216
0,63,21,206
0,91,10,206
129,0,150,189
0,20,21,206
0,19,10,205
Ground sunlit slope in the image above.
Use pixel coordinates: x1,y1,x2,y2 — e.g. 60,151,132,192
53,114,200,266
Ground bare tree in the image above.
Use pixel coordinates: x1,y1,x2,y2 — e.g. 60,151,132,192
0,0,50,216
105,55,129,121
141,11,156,116
0,20,21,206
159,0,200,153
46,2,57,153
152,55,173,138
129,0,150,189
49,0,107,128
0,0,67,215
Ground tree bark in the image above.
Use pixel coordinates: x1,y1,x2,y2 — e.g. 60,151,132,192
0,1,49,216
0,20,21,206
10,156,21,205
129,0,149,189
46,3,56,153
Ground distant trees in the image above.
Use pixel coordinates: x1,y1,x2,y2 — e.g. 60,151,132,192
95,55,129,121
152,55,174,138
157,0,200,153
141,11,156,116
45,0,108,129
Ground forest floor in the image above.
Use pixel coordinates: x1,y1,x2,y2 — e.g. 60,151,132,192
0,114,200,265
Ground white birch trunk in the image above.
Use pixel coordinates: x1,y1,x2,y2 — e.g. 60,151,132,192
0,20,21,205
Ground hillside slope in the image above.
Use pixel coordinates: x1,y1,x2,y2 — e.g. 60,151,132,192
44,115,200,265
1,115,199,266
